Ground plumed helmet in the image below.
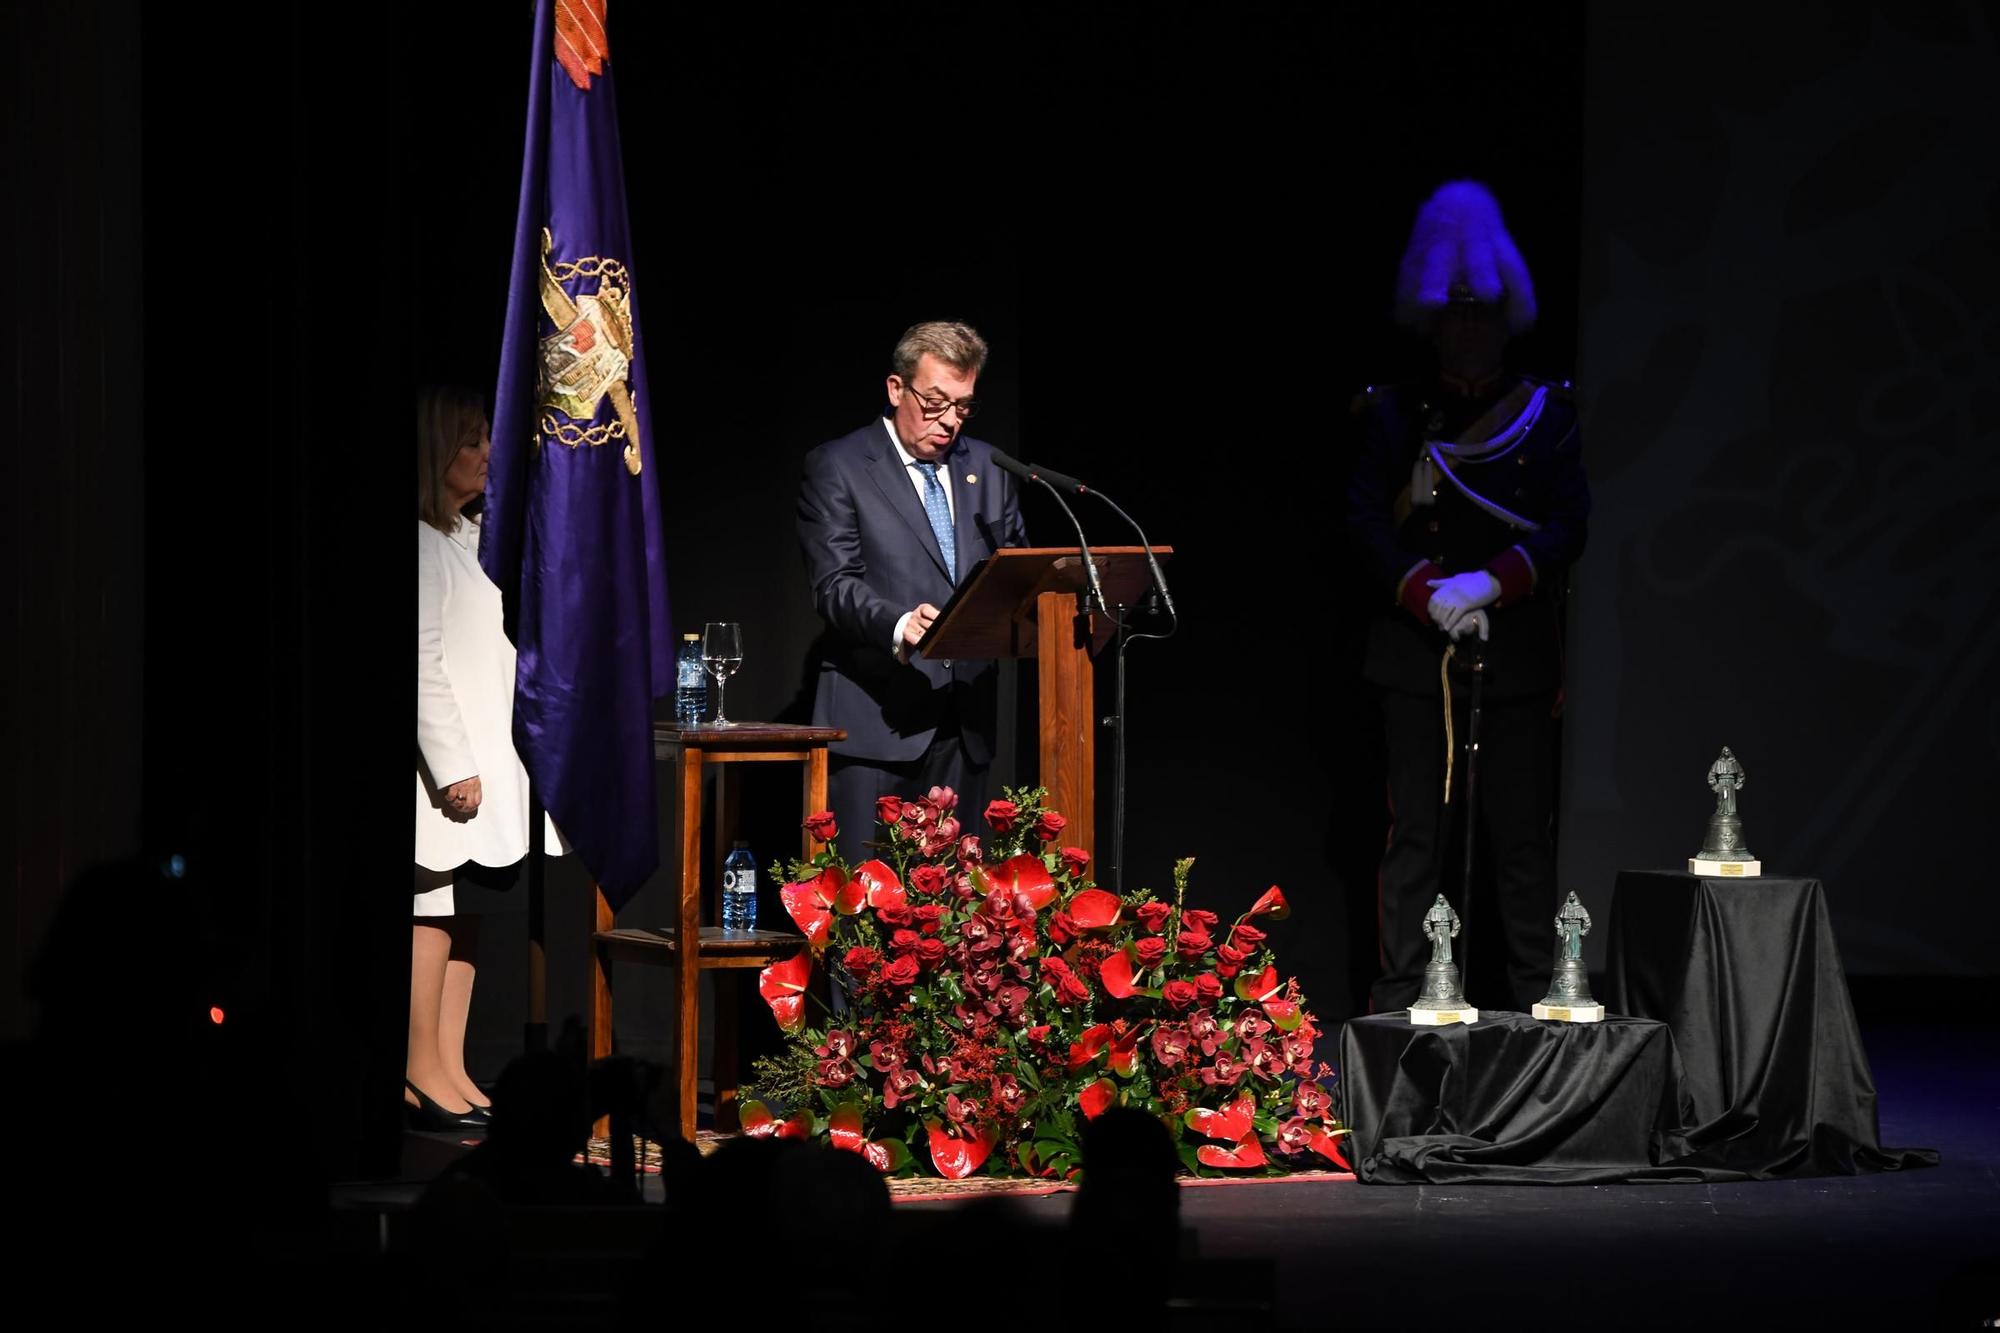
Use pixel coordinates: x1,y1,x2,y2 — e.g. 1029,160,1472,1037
1394,180,1537,335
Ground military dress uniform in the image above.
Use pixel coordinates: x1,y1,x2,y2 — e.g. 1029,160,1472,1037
1348,374,1590,1012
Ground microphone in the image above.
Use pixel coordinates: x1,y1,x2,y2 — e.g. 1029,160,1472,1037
990,450,1106,612
990,449,1176,622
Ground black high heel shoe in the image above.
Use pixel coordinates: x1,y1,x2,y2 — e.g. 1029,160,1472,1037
405,1079,489,1132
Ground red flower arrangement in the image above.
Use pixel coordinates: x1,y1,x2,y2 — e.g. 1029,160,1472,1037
743,786,1349,1179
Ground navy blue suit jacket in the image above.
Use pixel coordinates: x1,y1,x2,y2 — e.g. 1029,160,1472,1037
796,418,1026,763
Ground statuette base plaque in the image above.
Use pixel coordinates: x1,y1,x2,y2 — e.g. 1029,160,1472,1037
1408,1006,1478,1026
1532,1001,1605,1022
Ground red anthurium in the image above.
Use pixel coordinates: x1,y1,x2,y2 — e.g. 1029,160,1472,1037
1079,1078,1118,1120
925,1121,997,1179
1066,888,1123,930
739,1100,811,1140
1099,948,1137,999
1234,964,1283,1004
1308,1127,1352,1170
1106,1026,1144,1078
780,866,851,947
1184,1091,1256,1142
1262,999,1304,1031
1067,1022,1113,1073
852,859,907,913
863,1139,911,1173
828,1103,867,1154
1247,885,1290,920
985,854,1057,910
1196,1136,1269,1169
758,951,813,1033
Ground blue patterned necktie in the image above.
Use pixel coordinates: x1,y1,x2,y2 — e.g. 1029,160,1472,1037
916,461,956,581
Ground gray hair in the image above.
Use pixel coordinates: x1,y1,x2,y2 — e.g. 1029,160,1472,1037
891,320,989,383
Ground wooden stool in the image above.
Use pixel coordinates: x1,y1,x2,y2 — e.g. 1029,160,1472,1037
590,722,843,1141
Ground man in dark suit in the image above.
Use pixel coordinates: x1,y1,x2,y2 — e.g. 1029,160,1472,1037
796,321,1026,864
1348,182,1591,1014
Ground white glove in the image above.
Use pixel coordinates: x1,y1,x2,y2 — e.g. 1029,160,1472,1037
1447,608,1490,643
1426,571,1500,632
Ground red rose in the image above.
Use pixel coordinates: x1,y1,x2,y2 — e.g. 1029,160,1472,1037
1135,937,1168,969
1054,972,1092,1007
1040,955,1071,981
1230,923,1267,948
1034,810,1067,842
876,903,914,928
909,864,948,897
984,799,1019,833
916,937,948,969
1182,909,1219,931
1176,925,1213,960
880,955,921,988
1162,979,1199,1011
1215,942,1251,978
803,810,839,842
843,946,880,975
875,795,904,826
912,904,947,934
889,928,921,955
1047,910,1078,946
1060,846,1090,877
1194,973,1224,1003
1135,902,1172,933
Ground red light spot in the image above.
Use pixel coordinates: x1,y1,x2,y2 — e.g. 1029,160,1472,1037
209,1007,226,1025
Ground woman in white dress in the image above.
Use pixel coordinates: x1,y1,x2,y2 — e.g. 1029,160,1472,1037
412,387,550,1130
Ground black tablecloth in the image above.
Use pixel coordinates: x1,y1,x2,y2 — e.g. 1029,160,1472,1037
1340,1012,1709,1184
1604,870,1937,1177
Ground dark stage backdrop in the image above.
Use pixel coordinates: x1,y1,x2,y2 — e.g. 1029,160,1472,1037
1564,7,2000,976
25,4,1986,1176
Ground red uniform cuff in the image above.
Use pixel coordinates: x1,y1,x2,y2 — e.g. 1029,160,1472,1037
1398,561,1445,623
1487,546,1536,607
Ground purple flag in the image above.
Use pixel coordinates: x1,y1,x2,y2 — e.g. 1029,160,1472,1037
483,0,671,909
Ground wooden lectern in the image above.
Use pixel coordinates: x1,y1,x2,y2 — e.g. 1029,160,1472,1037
921,546,1170,859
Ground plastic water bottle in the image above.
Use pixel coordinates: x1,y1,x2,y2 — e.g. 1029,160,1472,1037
675,632,706,727
722,842,758,933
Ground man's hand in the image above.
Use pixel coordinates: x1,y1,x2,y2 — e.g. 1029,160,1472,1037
902,603,942,649
442,775,482,818
1447,608,1490,643
1426,570,1500,632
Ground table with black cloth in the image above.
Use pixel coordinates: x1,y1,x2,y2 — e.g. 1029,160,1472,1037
1604,869,1937,1177
1340,1012,1713,1184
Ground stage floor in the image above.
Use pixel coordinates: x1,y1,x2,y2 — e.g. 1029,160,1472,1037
335,1020,2000,1329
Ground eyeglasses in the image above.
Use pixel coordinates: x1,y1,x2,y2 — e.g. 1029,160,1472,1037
900,381,980,421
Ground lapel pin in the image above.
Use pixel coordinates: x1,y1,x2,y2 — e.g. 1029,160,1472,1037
966,473,978,484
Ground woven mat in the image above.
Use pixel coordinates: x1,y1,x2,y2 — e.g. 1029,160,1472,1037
582,1136,1353,1197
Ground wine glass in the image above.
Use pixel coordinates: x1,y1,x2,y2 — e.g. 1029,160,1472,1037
702,622,743,727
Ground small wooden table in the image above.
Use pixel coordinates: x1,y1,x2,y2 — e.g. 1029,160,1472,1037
590,722,844,1140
